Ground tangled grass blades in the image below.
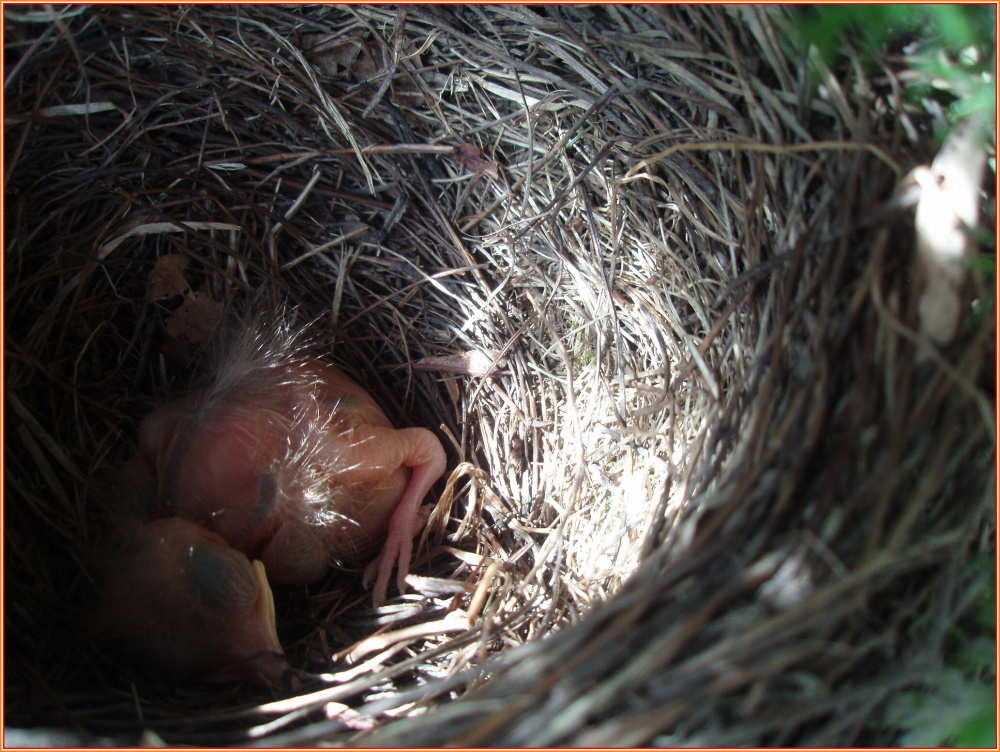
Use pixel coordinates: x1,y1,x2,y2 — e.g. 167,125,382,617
5,5,994,746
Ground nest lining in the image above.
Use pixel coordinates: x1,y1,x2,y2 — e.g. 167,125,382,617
5,4,995,747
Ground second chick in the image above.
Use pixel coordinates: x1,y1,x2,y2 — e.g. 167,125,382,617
134,321,447,604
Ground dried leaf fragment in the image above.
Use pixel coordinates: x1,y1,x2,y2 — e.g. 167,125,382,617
453,143,500,179
148,253,191,301
303,35,380,79
165,290,225,348
411,349,501,377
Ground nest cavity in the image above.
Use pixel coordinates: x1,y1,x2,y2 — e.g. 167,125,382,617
5,5,995,747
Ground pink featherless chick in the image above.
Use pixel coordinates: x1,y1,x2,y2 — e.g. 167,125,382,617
135,319,447,604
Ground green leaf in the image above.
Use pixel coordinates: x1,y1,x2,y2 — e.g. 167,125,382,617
952,708,997,747
924,6,977,49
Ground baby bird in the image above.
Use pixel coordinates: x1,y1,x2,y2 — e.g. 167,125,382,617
135,320,447,604
92,517,288,685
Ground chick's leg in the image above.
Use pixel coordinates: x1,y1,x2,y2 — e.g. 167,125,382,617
365,427,446,604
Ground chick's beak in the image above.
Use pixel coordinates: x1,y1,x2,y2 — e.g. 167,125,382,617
253,559,279,649
209,557,290,687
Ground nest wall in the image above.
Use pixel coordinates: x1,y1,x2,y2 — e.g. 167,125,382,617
5,5,995,746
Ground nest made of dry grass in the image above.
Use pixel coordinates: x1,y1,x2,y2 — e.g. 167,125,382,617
5,4,995,747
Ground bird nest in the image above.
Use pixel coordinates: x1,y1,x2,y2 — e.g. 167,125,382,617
5,5,995,746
